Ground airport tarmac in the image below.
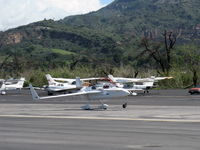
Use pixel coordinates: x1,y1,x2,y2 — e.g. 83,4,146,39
0,89,200,150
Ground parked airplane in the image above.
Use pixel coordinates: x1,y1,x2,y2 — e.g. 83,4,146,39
0,77,25,95
29,78,130,110
45,74,83,95
48,74,138,96
45,74,117,94
108,75,173,93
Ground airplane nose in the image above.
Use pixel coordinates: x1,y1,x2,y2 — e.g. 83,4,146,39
122,89,130,96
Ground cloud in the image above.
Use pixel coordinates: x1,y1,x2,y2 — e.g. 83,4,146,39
0,0,103,31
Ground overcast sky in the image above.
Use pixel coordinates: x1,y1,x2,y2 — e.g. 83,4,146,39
0,0,114,31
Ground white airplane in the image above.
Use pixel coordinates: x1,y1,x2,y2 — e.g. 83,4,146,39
45,74,83,95
45,74,109,95
0,77,25,95
108,75,173,93
29,78,130,110
50,74,138,96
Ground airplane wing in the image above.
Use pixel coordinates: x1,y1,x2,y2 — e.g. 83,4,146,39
53,77,103,82
52,78,75,83
81,78,103,81
108,75,150,83
46,87,81,92
154,76,173,81
29,84,101,100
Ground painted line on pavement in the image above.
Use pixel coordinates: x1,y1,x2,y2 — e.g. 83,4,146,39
0,115,200,123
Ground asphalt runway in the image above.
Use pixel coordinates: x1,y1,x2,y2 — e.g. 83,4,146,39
0,117,200,150
0,89,200,150
0,89,200,106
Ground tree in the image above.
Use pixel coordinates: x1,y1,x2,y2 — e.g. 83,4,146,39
175,45,200,86
137,30,177,75
0,47,26,77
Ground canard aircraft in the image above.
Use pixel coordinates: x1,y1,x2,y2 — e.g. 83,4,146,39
0,77,25,95
30,77,130,110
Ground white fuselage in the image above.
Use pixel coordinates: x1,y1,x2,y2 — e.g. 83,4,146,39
46,81,78,92
0,78,25,95
0,78,25,91
85,87,130,100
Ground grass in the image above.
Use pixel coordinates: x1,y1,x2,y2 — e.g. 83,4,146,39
51,49,76,55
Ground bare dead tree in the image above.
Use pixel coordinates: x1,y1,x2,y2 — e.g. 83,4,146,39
163,30,177,71
137,31,177,75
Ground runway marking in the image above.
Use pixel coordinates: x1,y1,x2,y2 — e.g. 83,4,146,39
143,96,200,98
0,115,200,123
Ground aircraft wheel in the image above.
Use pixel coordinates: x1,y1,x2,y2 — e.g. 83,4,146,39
1,91,6,95
122,103,127,108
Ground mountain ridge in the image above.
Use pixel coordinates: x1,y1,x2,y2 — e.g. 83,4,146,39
0,0,200,76
61,0,200,41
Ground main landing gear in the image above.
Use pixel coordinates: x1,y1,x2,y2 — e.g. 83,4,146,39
122,102,127,108
0,91,6,95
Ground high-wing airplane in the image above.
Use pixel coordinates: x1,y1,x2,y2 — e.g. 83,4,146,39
0,77,25,95
29,77,130,110
49,74,138,96
45,74,83,95
45,74,111,95
108,75,173,93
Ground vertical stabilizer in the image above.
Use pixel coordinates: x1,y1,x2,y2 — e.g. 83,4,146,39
29,84,40,100
17,77,25,88
46,74,55,84
108,74,123,87
108,75,116,82
0,82,6,90
76,77,82,88
0,82,6,95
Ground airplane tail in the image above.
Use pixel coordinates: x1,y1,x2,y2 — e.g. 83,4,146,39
46,74,56,84
0,82,6,90
17,77,25,88
29,84,40,100
108,75,122,87
108,75,117,82
76,77,82,88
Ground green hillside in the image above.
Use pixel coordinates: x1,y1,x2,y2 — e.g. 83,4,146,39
0,0,200,87
0,20,122,74
62,0,200,42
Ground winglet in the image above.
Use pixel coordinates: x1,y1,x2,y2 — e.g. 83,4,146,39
76,77,82,88
29,84,40,100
